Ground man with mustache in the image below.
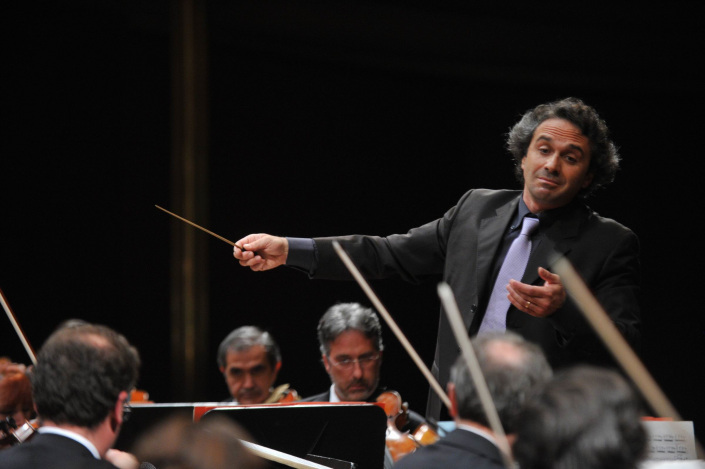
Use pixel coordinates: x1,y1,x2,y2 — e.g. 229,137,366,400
302,303,427,434
302,302,387,403
218,326,299,405
234,98,641,420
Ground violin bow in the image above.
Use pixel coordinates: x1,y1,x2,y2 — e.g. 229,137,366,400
437,283,515,468
332,241,453,410
0,287,37,366
551,255,703,458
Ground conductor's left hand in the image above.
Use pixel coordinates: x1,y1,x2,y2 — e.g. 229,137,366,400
507,267,566,317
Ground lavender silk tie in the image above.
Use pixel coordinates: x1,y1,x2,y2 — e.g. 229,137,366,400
479,216,539,333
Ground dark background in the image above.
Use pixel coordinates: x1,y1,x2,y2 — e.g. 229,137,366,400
3,1,704,442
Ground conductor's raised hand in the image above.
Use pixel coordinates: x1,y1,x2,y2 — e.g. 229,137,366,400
233,234,288,271
506,267,566,317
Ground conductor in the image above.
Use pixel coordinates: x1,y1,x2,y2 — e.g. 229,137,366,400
232,97,641,419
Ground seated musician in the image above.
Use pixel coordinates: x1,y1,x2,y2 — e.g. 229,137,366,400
513,365,647,469
394,332,552,469
0,322,141,469
0,360,35,450
301,302,427,434
217,326,299,405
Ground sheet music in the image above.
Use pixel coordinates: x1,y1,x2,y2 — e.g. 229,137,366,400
641,461,705,468
642,420,698,461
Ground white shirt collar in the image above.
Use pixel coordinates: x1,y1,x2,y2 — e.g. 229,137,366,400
328,384,341,403
455,422,499,447
38,426,101,459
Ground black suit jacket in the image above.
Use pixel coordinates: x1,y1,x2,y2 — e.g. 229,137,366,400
313,189,641,418
0,433,118,469
393,428,505,469
300,390,331,403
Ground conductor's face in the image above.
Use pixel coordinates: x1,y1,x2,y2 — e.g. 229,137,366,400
521,118,594,213
220,345,280,404
323,330,382,402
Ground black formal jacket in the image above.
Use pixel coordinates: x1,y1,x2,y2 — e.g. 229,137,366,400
0,433,118,469
393,428,505,469
312,189,641,418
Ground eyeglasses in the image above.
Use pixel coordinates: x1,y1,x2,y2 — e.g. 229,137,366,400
122,393,132,423
327,353,380,370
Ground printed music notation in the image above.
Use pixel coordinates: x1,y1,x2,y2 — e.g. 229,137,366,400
642,420,697,461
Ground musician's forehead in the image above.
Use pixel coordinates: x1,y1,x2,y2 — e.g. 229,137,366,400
328,330,377,356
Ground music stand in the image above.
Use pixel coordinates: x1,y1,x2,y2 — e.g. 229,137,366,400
202,402,387,469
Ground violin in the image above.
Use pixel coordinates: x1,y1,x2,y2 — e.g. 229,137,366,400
129,388,152,403
377,390,440,450
411,421,440,446
1,417,39,448
376,390,419,462
0,360,37,450
264,384,300,404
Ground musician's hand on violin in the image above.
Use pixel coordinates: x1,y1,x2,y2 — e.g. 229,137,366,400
507,267,566,318
233,234,288,271
104,449,139,469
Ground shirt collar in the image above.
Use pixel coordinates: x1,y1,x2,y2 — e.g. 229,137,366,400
455,422,500,447
329,383,341,403
38,426,101,459
509,197,535,232
512,196,582,230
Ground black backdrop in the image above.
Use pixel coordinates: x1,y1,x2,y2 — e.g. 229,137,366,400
4,1,704,442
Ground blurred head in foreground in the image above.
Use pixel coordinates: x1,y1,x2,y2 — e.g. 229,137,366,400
132,414,263,469
513,365,647,469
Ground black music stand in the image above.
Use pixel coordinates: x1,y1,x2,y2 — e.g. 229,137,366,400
115,402,196,452
115,402,387,469
202,403,387,469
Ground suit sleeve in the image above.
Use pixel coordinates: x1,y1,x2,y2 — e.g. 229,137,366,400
548,227,642,360
311,207,459,284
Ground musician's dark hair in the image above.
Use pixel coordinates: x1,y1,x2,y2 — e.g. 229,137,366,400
217,326,281,370
450,331,551,433
30,322,140,428
317,302,384,356
507,97,620,197
513,365,647,469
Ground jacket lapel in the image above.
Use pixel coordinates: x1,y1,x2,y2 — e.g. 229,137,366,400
476,198,518,306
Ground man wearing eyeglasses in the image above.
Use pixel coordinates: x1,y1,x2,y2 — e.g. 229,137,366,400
0,322,141,469
301,302,385,404
302,303,427,432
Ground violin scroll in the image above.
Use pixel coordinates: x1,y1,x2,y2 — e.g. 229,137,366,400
264,384,300,404
376,391,420,462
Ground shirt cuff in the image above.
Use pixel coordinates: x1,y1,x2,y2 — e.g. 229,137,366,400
285,237,317,275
